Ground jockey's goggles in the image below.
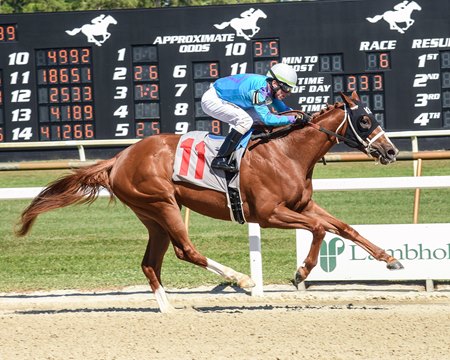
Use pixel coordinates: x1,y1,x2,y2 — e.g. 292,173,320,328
277,81,292,93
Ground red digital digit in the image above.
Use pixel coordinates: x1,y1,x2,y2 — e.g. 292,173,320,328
379,53,390,69
40,126,50,141
83,86,92,101
48,68,58,84
373,74,383,90
49,87,59,102
84,105,94,120
209,63,219,78
347,75,357,91
59,68,69,83
62,124,72,139
70,68,81,83
47,50,58,64
7,26,15,41
359,75,369,91
211,120,221,135
81,48,91,63
84,123,94,138
59,49,68,65
72,105,82,120
136,122,145,137
73,124,83,139
69,49,79,64
0,127,4,142
269,41,279,56
134,66,143,81
61,87,70,102
254,41,262,57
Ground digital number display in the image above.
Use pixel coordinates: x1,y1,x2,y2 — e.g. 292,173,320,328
40,123,94,141
253,39,279,58
319,54,343,72
333,74,384,93
195,119,222,135
254,59,278,75
36,48,91,66
366,52,391,70
136,121,160,138
134,84,159,100
133,45,158,63
193,62,219,80
36,47,95,140
132,45,160,132
440,51,450,69
0,24,16,42
135,102,159,120
194,81,212,99
0,1,449,150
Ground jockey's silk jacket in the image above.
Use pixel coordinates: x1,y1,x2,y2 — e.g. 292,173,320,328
213,74,295,126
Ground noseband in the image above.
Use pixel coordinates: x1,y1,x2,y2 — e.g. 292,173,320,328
307,104,383,155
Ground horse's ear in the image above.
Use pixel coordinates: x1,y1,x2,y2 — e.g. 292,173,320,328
339,92,357,108
351,91,360,102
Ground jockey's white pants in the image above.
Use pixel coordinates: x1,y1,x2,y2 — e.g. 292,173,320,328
201,87,253,135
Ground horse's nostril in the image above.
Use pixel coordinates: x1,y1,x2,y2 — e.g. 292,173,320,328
388,148,397,158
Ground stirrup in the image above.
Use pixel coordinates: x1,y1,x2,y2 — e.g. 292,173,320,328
211,157,238,173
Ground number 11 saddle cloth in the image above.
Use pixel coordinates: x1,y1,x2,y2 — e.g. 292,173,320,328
172,130,252,224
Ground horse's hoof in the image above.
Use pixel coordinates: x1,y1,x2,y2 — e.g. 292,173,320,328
387,260,404,270
293,271,305,289
237,276,255,289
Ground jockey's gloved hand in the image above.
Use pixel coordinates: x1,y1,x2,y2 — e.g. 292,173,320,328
295,112,311,125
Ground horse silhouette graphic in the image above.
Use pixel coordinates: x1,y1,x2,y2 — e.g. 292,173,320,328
214,8,267,41
366,1,422,34
66,14,117,46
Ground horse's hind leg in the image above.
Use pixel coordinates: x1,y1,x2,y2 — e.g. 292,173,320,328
140,219,174,313
158,204,255,288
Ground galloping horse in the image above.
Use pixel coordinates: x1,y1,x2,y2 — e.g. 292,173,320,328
16,92,403,312
366,1,422,34
65,14,117,46
214,9,267,40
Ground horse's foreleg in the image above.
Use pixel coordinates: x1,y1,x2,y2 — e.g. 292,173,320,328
303,200,404,270
262,205,328,284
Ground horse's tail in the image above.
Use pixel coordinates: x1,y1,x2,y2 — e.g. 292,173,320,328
65,28,81,36
366,15,383,23
214,21,230,30
15,157,117,237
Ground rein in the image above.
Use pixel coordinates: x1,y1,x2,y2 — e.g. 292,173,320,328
251,107,361,148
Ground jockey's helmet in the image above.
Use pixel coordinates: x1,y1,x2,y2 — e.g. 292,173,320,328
267,63,297,89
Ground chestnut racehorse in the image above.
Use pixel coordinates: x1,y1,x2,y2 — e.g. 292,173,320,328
16,92,403,312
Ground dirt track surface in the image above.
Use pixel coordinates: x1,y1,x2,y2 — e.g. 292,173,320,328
1,284,449,360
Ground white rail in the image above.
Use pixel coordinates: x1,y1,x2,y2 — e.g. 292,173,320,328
2,176,449,296
0,129,449,161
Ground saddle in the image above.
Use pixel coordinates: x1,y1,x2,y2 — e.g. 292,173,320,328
172,131,252,224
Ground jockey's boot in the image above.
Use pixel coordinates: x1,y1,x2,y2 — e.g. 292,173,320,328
211,129,243,173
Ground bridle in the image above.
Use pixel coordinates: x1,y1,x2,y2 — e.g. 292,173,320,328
305,104,385,155
251,103,384,156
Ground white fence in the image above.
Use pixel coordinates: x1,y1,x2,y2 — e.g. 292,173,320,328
2,175,450,295
0,129,449,162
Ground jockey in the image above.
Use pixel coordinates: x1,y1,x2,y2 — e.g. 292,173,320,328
201,63,305,173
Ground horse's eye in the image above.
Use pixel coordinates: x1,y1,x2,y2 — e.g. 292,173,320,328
359,116,371,130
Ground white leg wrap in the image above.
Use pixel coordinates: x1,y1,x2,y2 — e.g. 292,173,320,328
206,258,255,288
154,286,175,313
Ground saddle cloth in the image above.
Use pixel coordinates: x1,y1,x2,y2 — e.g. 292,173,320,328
172,131,251,223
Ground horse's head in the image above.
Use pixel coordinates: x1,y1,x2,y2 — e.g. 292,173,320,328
340,91,398,164
255,9,267,19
